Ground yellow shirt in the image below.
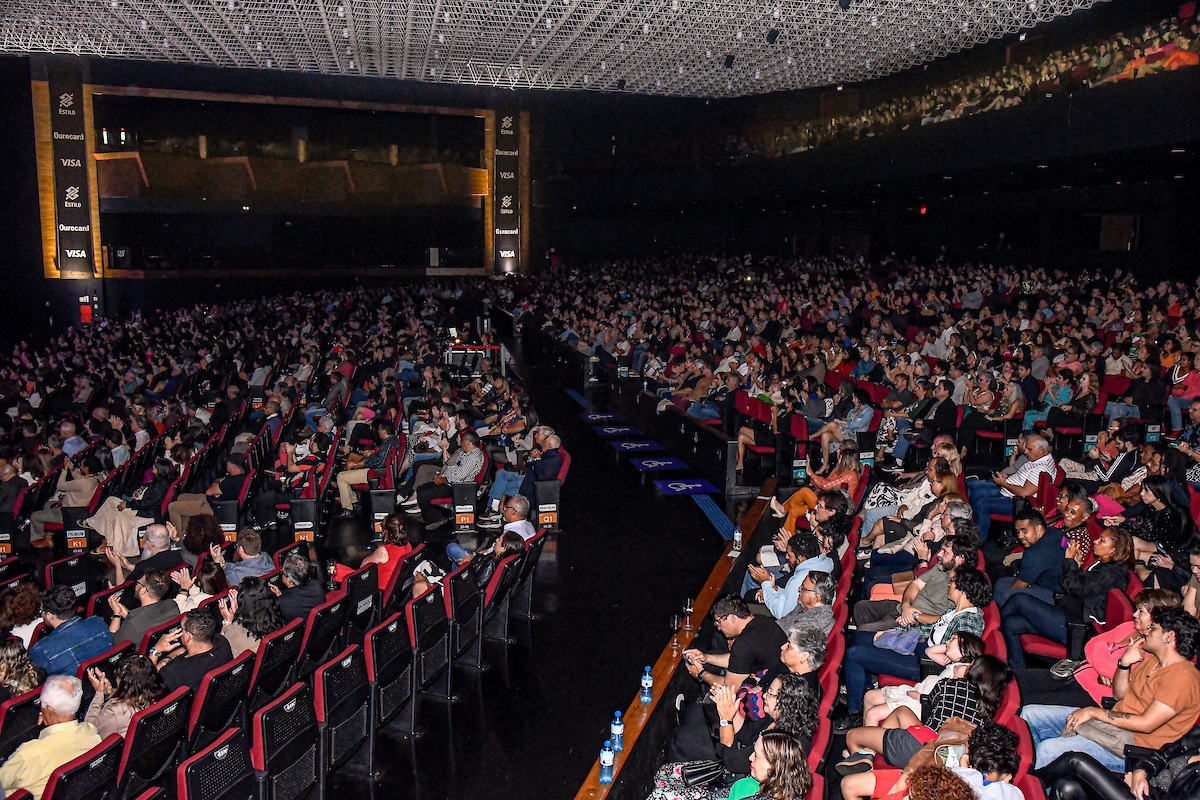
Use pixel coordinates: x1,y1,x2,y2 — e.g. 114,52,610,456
0,720,102,800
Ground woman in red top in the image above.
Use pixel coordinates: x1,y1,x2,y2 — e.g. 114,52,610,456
361,514,414,591
1168,352,1200,431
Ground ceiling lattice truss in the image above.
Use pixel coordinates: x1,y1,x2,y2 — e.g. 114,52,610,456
1,0,1105,98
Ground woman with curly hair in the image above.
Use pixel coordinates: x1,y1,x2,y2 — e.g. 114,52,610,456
0,582,42,647
0,640,41,704
844,764,977,800
181,514,224,567
85,653,169,737
651,673,820,799
218,576,286,657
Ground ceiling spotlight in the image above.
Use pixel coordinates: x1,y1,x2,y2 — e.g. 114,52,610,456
766,29,779,44
724,54,735,69
1019,32,1027,41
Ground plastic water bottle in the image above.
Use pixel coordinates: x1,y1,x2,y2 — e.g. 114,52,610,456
610,711,625,752
640,666,654,703
733,526,743,551
599,740,615,784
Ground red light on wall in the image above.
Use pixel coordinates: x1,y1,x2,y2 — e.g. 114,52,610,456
919,206,927,215
80,304,93,324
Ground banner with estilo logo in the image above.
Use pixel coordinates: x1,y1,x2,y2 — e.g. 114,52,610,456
493,107,520,274
47,67,94,278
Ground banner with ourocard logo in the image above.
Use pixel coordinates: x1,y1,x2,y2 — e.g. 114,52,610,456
47,67,93,277
493,106,520,274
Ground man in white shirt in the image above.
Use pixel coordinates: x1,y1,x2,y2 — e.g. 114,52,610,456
967,434,1057,541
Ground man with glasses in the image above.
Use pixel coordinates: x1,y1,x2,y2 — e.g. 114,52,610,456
1023,607,1200,771
967,434,1057,541
682,595,786,691
447,494,535,565
149,608,234,693
108,568,178,649
777,571,836,638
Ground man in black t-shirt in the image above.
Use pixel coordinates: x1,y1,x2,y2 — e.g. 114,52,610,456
682,594,786,689
150,608,234,693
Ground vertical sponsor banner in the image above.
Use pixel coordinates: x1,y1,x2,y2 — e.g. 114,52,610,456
493,106,520,273
47,68,93,278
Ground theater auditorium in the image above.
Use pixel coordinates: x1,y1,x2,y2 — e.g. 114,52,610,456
0,0,1199,799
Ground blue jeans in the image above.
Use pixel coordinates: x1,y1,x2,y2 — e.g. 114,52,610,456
1169,395,1195,431
890,420,914,462
688,401,721,420
1104,401,1141,421
489,469,525,504
844,631,920,713
967,480,1012,541
992,576,1057,610
1001,591,1067,670
1021,705,1126,770
447,542,471,562
305,407,327,429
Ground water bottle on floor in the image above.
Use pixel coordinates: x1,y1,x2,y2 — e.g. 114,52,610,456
733,525,743,553
610,710,624,752
640,666,653,703
599,740,615,784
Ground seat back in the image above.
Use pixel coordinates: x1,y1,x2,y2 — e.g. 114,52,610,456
77,642,136,712
341,563,378,644
87,581,134,625
1104,588,1135,631
295,594,349,679
44,554,97,600
0,686,43,761
116,687,193,799
1014,774,1046,800
250,683,319,800
139,614,185,655
515,529,547,587
555,449,571,483
364,610,414,724
406,585,449,691
444,562,482,661
42,733,123,800
313,645,371,769
983,627,1008,661
273,541,306,570
381,544,425,616
482,554,522,609
176,728,256,800
247,618,305,711
187,651,254,750
994,678,1021,725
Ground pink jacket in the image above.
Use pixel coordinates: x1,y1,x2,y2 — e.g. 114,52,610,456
1171,369,1200,398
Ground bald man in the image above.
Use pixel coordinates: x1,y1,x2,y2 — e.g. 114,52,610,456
0,462,28,516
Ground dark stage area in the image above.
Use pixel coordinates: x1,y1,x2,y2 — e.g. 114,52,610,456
314,343,729,800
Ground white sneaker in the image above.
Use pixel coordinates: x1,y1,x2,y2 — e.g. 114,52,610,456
478,516,502,530
400,496,420,507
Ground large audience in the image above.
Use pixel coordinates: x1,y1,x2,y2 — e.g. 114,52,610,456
728,14,1200,161
2,247,1200,799
528,252,1200,799
0,282,561,799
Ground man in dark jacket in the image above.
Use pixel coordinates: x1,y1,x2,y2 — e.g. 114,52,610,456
891,379,957,465
274,553,326,621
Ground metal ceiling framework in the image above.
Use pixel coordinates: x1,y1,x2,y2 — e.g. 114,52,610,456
1,0,1105,98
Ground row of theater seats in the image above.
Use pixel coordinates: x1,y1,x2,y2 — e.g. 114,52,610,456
0,529,549,800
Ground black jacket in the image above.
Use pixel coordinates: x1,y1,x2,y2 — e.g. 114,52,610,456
278,580,327,622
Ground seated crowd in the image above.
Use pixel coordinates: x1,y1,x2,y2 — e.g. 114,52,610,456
525,255,1200,799
0,283,563,799
727,13,1200,160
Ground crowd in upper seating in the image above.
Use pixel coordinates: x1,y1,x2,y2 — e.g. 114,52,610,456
528,253,1200,799
726,13,1200,161
0,281,566,799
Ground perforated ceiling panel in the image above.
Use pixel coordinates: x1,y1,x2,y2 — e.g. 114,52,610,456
1,0,1105,97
